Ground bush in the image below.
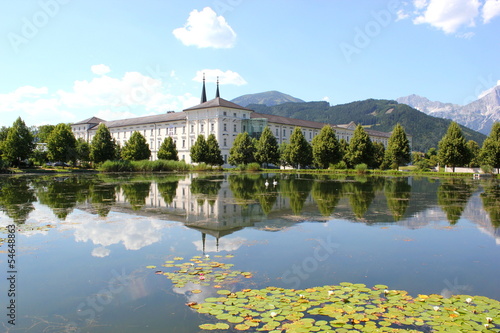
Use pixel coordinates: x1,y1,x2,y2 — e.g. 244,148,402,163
99,159,191,172
481,165,493,174
330,161,347,170
246,163,262,172
354,163,368,174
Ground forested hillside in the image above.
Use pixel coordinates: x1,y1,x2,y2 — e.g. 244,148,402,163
249,99,486,152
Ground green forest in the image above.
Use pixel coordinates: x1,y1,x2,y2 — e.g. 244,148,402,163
249,99,486,152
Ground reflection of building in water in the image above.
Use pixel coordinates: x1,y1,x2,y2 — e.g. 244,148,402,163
110,175,317,240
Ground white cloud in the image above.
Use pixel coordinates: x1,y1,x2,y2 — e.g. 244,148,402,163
194,69,247,86
413,0,481,33
91,64,111,76
92,246,111,257
396,9,410,21
193,236,247,253
322,96,330,103
414,0,429,9
0,66,210,126
173,7,237,48
483,0,500,23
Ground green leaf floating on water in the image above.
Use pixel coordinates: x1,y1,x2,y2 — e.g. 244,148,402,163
151,255,500,332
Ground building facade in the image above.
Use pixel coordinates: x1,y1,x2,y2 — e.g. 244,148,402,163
72,81,406,165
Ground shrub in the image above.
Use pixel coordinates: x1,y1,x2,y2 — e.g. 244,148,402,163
481,164,493,174
246,163,262,172
354,163,368,174
330,161,347,170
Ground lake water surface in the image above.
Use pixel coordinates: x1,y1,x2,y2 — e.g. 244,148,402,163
0,173,499,332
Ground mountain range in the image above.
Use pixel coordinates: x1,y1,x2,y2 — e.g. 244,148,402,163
396,85,500,135
231,91,304,107
231,91,487,152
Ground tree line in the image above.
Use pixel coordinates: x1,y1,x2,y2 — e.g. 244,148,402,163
1,116,499,172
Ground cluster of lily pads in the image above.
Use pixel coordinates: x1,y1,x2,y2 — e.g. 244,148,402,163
148,256,500,332
146,254,252,290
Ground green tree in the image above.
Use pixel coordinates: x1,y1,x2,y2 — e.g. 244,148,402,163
311,125,341,169
255,126,280,167
76,138,90,163
47,123,77,164
191,135,209,163
467,140,481,167
90,123,117,164
36,124,56,143
285,127,312,168
158,136,178,161
121,131,151,161
206,134,224,165
480,122,500,173
383,123,411,169
345,125,375,168
438,122,471,172
373,142,386,169
2,117,35,166
279,141,290,167
228,132,256,165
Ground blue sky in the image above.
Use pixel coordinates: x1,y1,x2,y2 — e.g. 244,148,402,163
1,0,499,127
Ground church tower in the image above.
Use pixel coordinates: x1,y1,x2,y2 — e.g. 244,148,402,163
200,73,207,103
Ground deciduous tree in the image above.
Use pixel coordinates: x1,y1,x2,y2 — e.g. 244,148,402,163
438,122,470,172
90,123,117,164
255,126,279,167
285,127,312,168
191,135,208,163
47,123,77,164
2,117,35,166
383,123,411,169
311,125,341,169
121,131,151,161
206,134,224,166
158,136,178,161
345,125,375,168
480,122,500,173
229,132,256,165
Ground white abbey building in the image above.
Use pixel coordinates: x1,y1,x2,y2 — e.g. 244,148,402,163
72,80,401,165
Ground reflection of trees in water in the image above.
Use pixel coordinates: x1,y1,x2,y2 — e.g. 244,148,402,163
280,175,313,215
311,176,343,216
190,176,223,196
437,179,475,225
258,191,278,215
90,183,117,217
344,179,376,219
34,176,92,220
191,175,224,207
121,182,152,211
157,181,179,205
480,181,500,228
0,177,36,224
228,174,263,205
384,178,411,222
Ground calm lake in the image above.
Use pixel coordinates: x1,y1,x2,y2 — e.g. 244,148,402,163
0,173,499,332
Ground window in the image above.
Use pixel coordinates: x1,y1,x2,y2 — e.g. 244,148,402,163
223,138,227,146
243,114,246,119
211,123,214,131
283,129,286,137
224,123,227,131
243,125,246,131
117,132,120,139
183,126,185,134
234,124,237,132
191,139,194,146
151,129,153,136
143,130,146,136
201,124,204,132
233,113,236,117
191,125,194,133
224,154,227,163
276,128,278,136
174,126,177,134
223,111,227,116
158,128,161,135
182,140,185,148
